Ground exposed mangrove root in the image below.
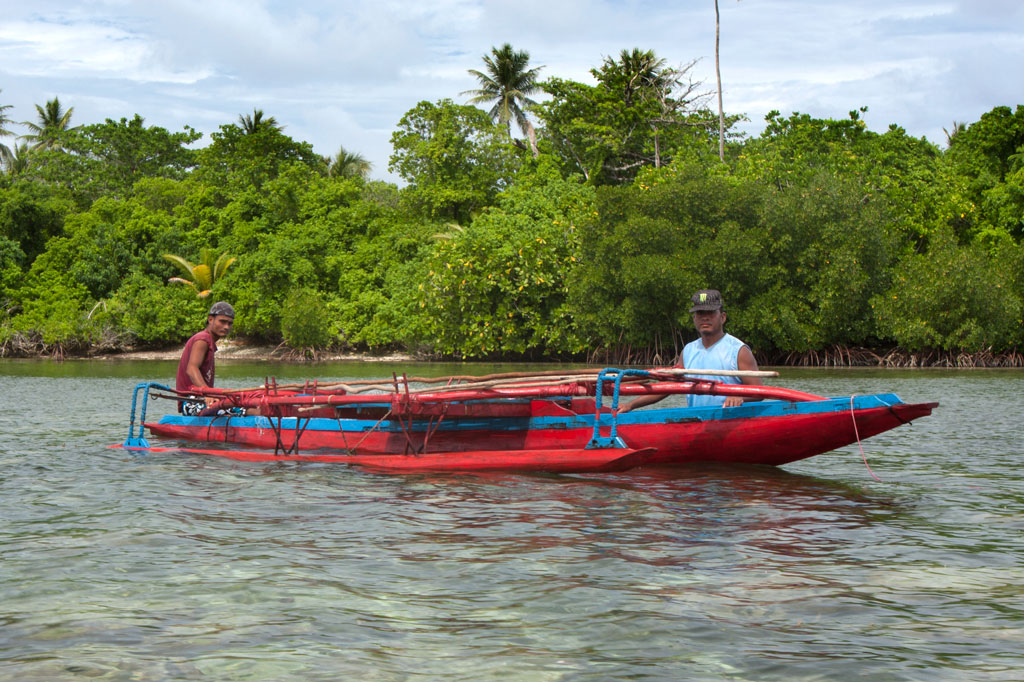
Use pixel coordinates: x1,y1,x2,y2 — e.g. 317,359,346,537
0,327,137,360
270,341,324,363
590,343,1024,368
868,347,1024,368
768,345,1024,368
0,331,79,360
3,327,1021,368
587,329,683,367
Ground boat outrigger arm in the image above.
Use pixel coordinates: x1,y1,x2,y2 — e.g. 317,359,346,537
119,367,937,473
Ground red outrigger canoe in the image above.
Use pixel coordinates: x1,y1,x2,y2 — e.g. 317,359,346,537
121,368,937,474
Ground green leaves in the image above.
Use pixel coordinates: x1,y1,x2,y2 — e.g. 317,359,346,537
0,182,69,262
19,115,200,207
389,99,521,223
872,228,1021,352
415,166,594,357
570,162,765,350
194,121,322,193
8,269,99,351
1,84,1022,361
108,273,204,345
535,51,717,186
280,288,334,352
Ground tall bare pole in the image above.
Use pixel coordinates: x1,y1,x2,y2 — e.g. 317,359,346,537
715,0,725,161
716,0,733,161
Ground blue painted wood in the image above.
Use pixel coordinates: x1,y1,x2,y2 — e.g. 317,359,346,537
155,393,905,435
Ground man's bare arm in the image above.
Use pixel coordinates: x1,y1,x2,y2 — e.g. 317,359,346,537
185,339,215,406
722,346,762,407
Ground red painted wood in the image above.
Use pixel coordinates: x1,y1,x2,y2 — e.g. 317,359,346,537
117,444,658,473
145,402,937,468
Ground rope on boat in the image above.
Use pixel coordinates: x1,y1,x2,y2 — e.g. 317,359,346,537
850,395,882,482
348,409,394,454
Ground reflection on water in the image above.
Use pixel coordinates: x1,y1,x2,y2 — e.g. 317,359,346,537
1,362,1023,680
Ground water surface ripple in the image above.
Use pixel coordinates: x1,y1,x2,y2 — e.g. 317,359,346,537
1,362,1022,680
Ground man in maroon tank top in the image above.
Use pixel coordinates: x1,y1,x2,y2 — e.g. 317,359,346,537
176,301,237,415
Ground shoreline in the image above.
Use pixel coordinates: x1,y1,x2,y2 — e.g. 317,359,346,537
87,339,416,363
3,338,1022,368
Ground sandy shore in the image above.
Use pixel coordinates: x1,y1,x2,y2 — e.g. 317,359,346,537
91,339,415,363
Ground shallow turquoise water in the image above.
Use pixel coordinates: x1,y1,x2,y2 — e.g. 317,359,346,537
1,361,1022,681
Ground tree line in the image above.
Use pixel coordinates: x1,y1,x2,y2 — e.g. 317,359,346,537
1,46,1023,365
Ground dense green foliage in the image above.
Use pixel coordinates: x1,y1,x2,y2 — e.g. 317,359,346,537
418,158,593,357
1,49,1022,363
534,50,723,185
31,115,200,207
389,99,521,223
280,288,334,353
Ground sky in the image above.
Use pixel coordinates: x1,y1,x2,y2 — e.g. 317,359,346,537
1,0,1022,183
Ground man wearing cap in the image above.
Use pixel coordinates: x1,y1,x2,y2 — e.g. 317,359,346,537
621,289,762,411
175,301,236,416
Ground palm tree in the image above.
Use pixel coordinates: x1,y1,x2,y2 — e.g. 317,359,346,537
21,96,78,150
163,249,237,298
943,121,966,147
238,109,283,134
595,48,695,169
4,142,31,176
601,48,671,105
0,90,17,167
463,43,543,154
328,145,372,179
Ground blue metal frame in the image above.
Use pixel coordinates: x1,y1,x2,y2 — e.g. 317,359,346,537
124,382,172,448
587,368,652,449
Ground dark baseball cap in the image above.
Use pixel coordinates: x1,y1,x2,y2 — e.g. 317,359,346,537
208,301,235,318
689,289,723,313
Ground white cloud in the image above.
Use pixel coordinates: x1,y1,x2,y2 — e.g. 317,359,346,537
0,19,212,83
1,0,1022,179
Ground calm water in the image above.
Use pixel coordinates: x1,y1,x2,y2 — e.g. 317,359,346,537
1,360,1022,681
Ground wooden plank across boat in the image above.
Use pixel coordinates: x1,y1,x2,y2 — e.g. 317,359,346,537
118,367,938,473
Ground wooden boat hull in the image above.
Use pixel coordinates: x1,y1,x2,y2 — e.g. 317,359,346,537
145,394,937,468
123,444,660,473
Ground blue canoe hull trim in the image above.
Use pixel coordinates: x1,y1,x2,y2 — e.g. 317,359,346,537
155,393,904,434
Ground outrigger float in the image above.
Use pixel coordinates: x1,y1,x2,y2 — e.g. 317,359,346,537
119,367,937,474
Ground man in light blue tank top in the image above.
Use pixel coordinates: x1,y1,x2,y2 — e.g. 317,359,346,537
622,289,762,410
